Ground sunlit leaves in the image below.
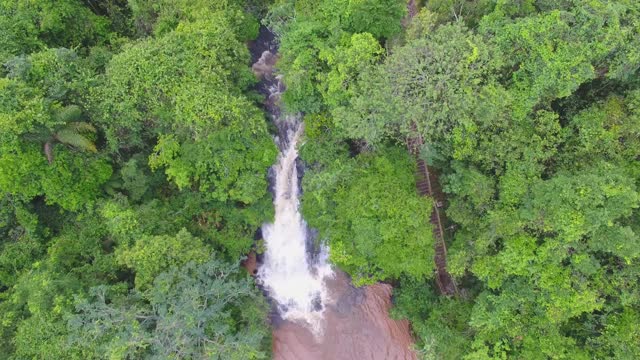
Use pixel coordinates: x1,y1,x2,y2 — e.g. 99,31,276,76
116,228,209,290
303,147,434,285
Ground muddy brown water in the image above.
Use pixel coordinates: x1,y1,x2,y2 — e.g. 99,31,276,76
271,271,417,360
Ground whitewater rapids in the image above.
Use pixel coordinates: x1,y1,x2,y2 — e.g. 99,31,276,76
257,116,334,333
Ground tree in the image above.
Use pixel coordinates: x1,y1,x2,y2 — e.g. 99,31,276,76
318,32,384,109
0,49,111,210
90,15,257,152
0,2,275,359
69,260,271,359
480,1,640,118
289,1,640,357
303,147,435,285
88,13,277,258
37,106,98,164
116,228,210,290
0,0,113,63
270,0,405,113
335,23,498,153
127,0,259,38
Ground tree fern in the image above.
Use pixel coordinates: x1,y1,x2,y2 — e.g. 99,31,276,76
52,105,83,123
39,106,99,163
65,121,97,134
54,128,97,153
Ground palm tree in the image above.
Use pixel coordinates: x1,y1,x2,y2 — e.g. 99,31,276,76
30,105,98,164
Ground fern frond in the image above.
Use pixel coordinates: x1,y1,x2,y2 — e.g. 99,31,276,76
53,105,83,123
55,129,97,152
66,121,97,134
22,129,52,143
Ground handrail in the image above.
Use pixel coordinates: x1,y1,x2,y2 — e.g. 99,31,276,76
407,131,459,296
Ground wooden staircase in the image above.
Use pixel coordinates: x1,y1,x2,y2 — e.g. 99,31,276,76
408,133,458,296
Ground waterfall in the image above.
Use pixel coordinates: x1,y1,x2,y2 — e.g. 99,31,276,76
255,50,333,333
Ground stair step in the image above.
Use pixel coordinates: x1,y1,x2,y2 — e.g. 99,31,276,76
409,134,459,296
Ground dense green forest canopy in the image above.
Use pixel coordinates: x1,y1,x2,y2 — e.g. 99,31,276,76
0,0,639,359
272,0,640,358
0,1,274,358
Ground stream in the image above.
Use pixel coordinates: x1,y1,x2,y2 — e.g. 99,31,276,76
250,27,417,360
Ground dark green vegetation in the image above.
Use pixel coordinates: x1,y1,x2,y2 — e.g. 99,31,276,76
2,0,640,359
0,1,274,358
272,0,640,358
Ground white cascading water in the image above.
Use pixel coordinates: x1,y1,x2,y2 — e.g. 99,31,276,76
257,113,333,333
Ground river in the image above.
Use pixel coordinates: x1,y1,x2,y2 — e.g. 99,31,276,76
249,26,417,360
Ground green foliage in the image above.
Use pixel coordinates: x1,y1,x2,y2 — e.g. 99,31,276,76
0,210,122,358
319,32,383,109
392,278,473,359
118,156,153,202
84,7,277,260
92,14,277,209
69,260,271,359
117,228,210,290
339,0,406,39
39,151,112,210
0,0,113,63
0,140,112,211
303,147,434,285
52,121,98,153
92,15,257,151
12,313,79,360
270,0,405,113
405,9,438,41
561,93,640,167
0,48,112,210
0,200,44,289
336,22,498,151
424,0,496,27
127,0,259,39
147,104,277,205
0,2,274,358
276,0,640,357
2,0,640,357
